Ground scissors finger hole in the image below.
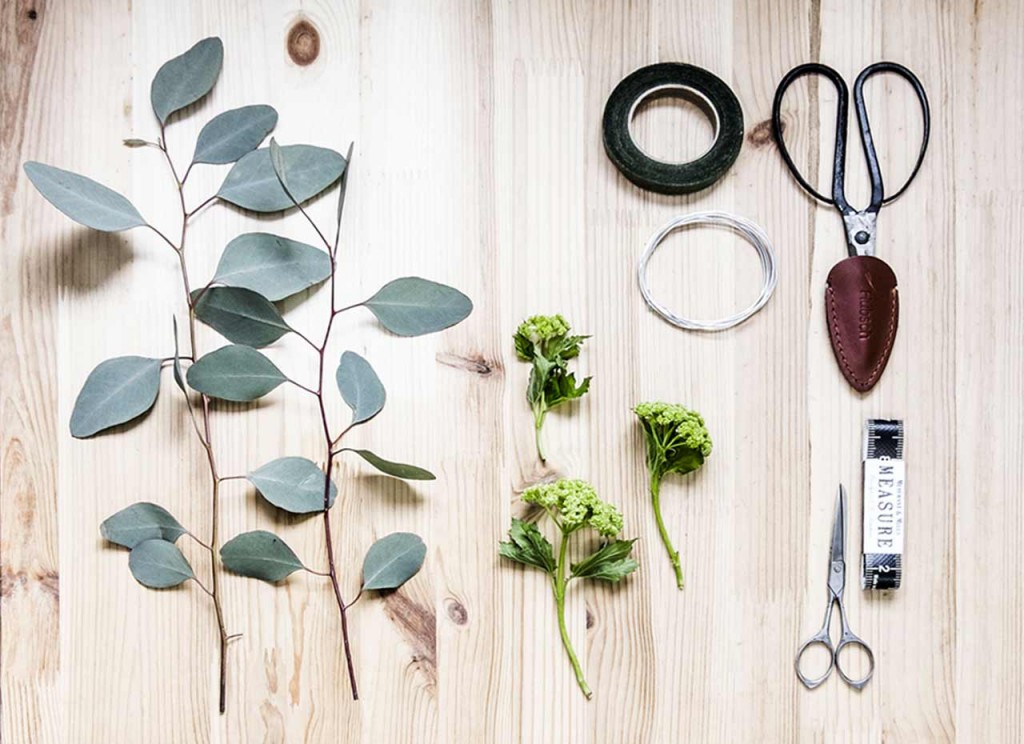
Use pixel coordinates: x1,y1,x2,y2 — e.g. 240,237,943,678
795,639,833,686
836,639,874,687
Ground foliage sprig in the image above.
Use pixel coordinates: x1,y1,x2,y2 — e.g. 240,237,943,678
26,37,471,712
499,478,637,698
633,402,712,589
513,314,591,461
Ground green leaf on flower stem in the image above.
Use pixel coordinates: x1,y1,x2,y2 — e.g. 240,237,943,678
101,502,188,549
129,539,195,589
247,457,337,514
220,530,305,583
150,37,223,124
23,162,147,232
362,533,426,591
362,277,473,337
336,351,385,425
123,138,151,148
192,105,278,165
193,286,291,348
186,345,287,401
70,356,162,438
211,233,330,301
570,539,639,582
342,449,435,481
217,145,346,213
499,518,556,573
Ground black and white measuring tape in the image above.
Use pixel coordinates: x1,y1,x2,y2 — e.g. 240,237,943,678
862,419,905,591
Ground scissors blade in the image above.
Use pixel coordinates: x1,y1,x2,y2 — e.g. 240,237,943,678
830,485,847,565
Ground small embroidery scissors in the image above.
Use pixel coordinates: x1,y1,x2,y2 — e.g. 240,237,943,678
795,485,875,690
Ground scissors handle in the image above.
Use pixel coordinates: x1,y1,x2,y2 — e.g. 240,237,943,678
795,597,875,690
772,62,849,207
772,61,931,214
795,628,835,690
853,62,931,207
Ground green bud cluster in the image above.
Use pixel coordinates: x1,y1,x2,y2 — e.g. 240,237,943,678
522,478,624,537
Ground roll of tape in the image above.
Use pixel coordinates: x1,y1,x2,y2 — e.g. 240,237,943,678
602,63,744,194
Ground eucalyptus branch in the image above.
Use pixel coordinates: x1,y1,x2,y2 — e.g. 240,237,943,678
28,36,472,714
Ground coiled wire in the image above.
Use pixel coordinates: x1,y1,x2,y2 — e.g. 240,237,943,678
637,211,778,332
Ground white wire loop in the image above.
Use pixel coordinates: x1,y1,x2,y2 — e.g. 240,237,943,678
637,211,778,332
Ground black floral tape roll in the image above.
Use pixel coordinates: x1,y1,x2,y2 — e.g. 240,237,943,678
602,63,744,195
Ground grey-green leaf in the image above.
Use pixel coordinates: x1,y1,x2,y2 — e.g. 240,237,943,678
192,105,278,165
362,277,473,337
247,457,337,514
70,356,162,438
336,351,385,425
220,530,305,583
150,37,223,124
211,233,330,301
23,162,147,232
343,449,435,481
101,502,188,549
362,533,427,591
336,142,354,231
186,345,286,401
217,145,346,213
268,137,292,197
129,539,195,589
193,286,291,347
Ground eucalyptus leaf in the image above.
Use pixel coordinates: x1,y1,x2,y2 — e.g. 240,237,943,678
361,532,426,591
336,351,385,425
123,138,151,148
247,457,337,514
101,502,187,549
70,356,162,438
129,539,195,589
336,142,354,232
193,286,291,347
171,317,187,393
150,37,224,124
211,233,330,301
23,162,147,232
220,530,305,583
192,105,278,165
342,449,435,481
217,145,345,212
362,277,473,337
268,138,292,198
186,345,287,401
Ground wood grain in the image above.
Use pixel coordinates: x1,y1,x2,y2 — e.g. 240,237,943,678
1,0,1020,742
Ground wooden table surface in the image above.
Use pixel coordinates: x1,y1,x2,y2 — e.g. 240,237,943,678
2,0,1020,742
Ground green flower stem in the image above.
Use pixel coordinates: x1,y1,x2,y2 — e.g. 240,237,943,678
650,471,684,589
533,404,548,462
553,531,592,699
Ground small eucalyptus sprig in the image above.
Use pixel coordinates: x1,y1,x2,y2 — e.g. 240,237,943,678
25,36,471,712
633,402,712,589
499,479,637,698
513,315,591,462
209,136,470,700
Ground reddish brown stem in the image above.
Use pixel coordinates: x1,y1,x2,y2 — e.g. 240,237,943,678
160,129,230,714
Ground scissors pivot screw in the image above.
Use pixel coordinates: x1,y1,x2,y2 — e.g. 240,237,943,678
854,231,869,245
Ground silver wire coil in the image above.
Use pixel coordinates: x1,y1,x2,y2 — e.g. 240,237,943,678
637,211,778,332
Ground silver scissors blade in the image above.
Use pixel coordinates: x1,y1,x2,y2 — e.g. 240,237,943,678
827,485,847,603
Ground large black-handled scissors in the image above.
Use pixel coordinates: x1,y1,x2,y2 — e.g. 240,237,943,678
771,61,930,258
795,485,875,690
771,62,930,392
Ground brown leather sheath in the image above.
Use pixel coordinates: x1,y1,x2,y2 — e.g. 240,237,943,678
825,255,899,393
